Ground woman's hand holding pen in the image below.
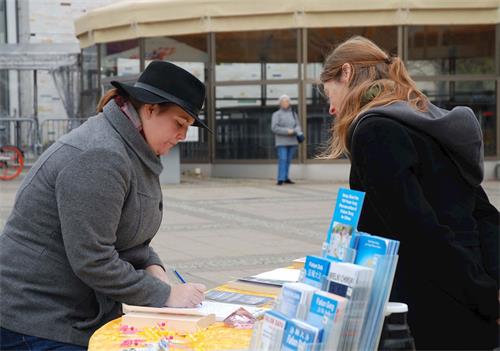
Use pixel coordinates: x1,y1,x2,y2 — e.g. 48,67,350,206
165,283,206,308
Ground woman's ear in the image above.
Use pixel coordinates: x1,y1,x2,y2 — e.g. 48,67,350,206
340,63,352,83
141,104,155,120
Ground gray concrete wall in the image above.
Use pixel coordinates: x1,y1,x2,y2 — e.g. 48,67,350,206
182,160,500,181
160,145,181,184
181,162,351,181
485,160,500,180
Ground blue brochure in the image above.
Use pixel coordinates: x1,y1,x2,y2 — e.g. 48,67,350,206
324,188,365,262
306,291,345,329
303,256,332,289
259,310,289,351
277,284,303,319
350,232,400,351
352,233,400,268
306,291,348,351
281,319,322,351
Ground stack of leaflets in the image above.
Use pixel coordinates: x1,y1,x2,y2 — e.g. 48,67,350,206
323,188,365,263
251,311,323,351
302,255,333,289
281,318,323,351
351,232,399,268
350,232,400,351
275,282,317,320
306,291,348,351
252,310,289,351
327,262,374,350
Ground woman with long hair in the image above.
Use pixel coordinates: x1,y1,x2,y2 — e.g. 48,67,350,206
320,36,499,349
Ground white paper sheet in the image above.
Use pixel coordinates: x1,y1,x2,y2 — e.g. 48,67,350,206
252,268,301,282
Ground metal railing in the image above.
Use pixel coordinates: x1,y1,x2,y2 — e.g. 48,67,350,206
39,118,88,152
0,118,40,165
0,117,89,165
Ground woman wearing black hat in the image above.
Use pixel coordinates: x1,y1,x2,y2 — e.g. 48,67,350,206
0,61,209,349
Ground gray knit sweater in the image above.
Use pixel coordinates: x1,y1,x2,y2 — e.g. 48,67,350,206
0,100,171,346
271,107,302,146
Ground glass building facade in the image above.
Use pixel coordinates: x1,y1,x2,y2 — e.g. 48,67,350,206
0,0,8,117
79,9,500,164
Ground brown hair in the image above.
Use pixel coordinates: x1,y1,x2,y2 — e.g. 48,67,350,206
96,88,171,114
319,36,428,159
96,88,121,112
96,88,145,113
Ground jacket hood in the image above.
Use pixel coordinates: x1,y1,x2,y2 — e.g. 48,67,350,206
353,101,484,186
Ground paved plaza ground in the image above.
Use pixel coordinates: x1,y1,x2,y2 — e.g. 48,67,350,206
1,175,499,289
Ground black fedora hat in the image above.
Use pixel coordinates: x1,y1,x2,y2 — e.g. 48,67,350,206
111,61,211,133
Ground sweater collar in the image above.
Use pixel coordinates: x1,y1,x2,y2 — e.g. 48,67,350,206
103,99,163,176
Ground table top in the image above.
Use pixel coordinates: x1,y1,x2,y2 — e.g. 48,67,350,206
88,284,280,351
88,317,254,351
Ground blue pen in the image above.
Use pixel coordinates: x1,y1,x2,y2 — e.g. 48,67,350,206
173,269,186,284
173,269,203,306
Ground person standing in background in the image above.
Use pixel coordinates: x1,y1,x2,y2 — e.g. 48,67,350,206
271,94,303,185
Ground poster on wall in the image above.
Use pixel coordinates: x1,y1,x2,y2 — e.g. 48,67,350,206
183,126,199,143
117,58,141,76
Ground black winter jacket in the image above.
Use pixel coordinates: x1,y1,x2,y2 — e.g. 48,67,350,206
348,105,499,350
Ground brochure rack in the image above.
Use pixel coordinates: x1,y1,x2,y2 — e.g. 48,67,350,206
249,188,401,351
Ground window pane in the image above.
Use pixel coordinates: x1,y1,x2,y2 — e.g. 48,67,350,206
266,63,298,80
145,34,208,161
179,112,209,162
215,86,263,160
216,63,261,81
407,25,495,76
0,70,8,116
216,85,262,108
101,39,140,78
307,27,398,80
306,83,331,159
81,46,99,117
0,0,6,43
145,34,208,81
82,46,98,91
215,84,298,159
416,80,496,157
266,84,298,106
216,30,297,81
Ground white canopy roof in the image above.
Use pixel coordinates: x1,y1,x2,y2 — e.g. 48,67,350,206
75,0,500,48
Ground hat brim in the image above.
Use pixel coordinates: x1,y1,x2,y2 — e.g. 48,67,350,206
111,81,212,133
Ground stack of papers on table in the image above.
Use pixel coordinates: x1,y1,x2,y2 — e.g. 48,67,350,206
123,301,265,323
205,289,274,306
226,268,301,295
238,268,301,286
121,304,216,332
